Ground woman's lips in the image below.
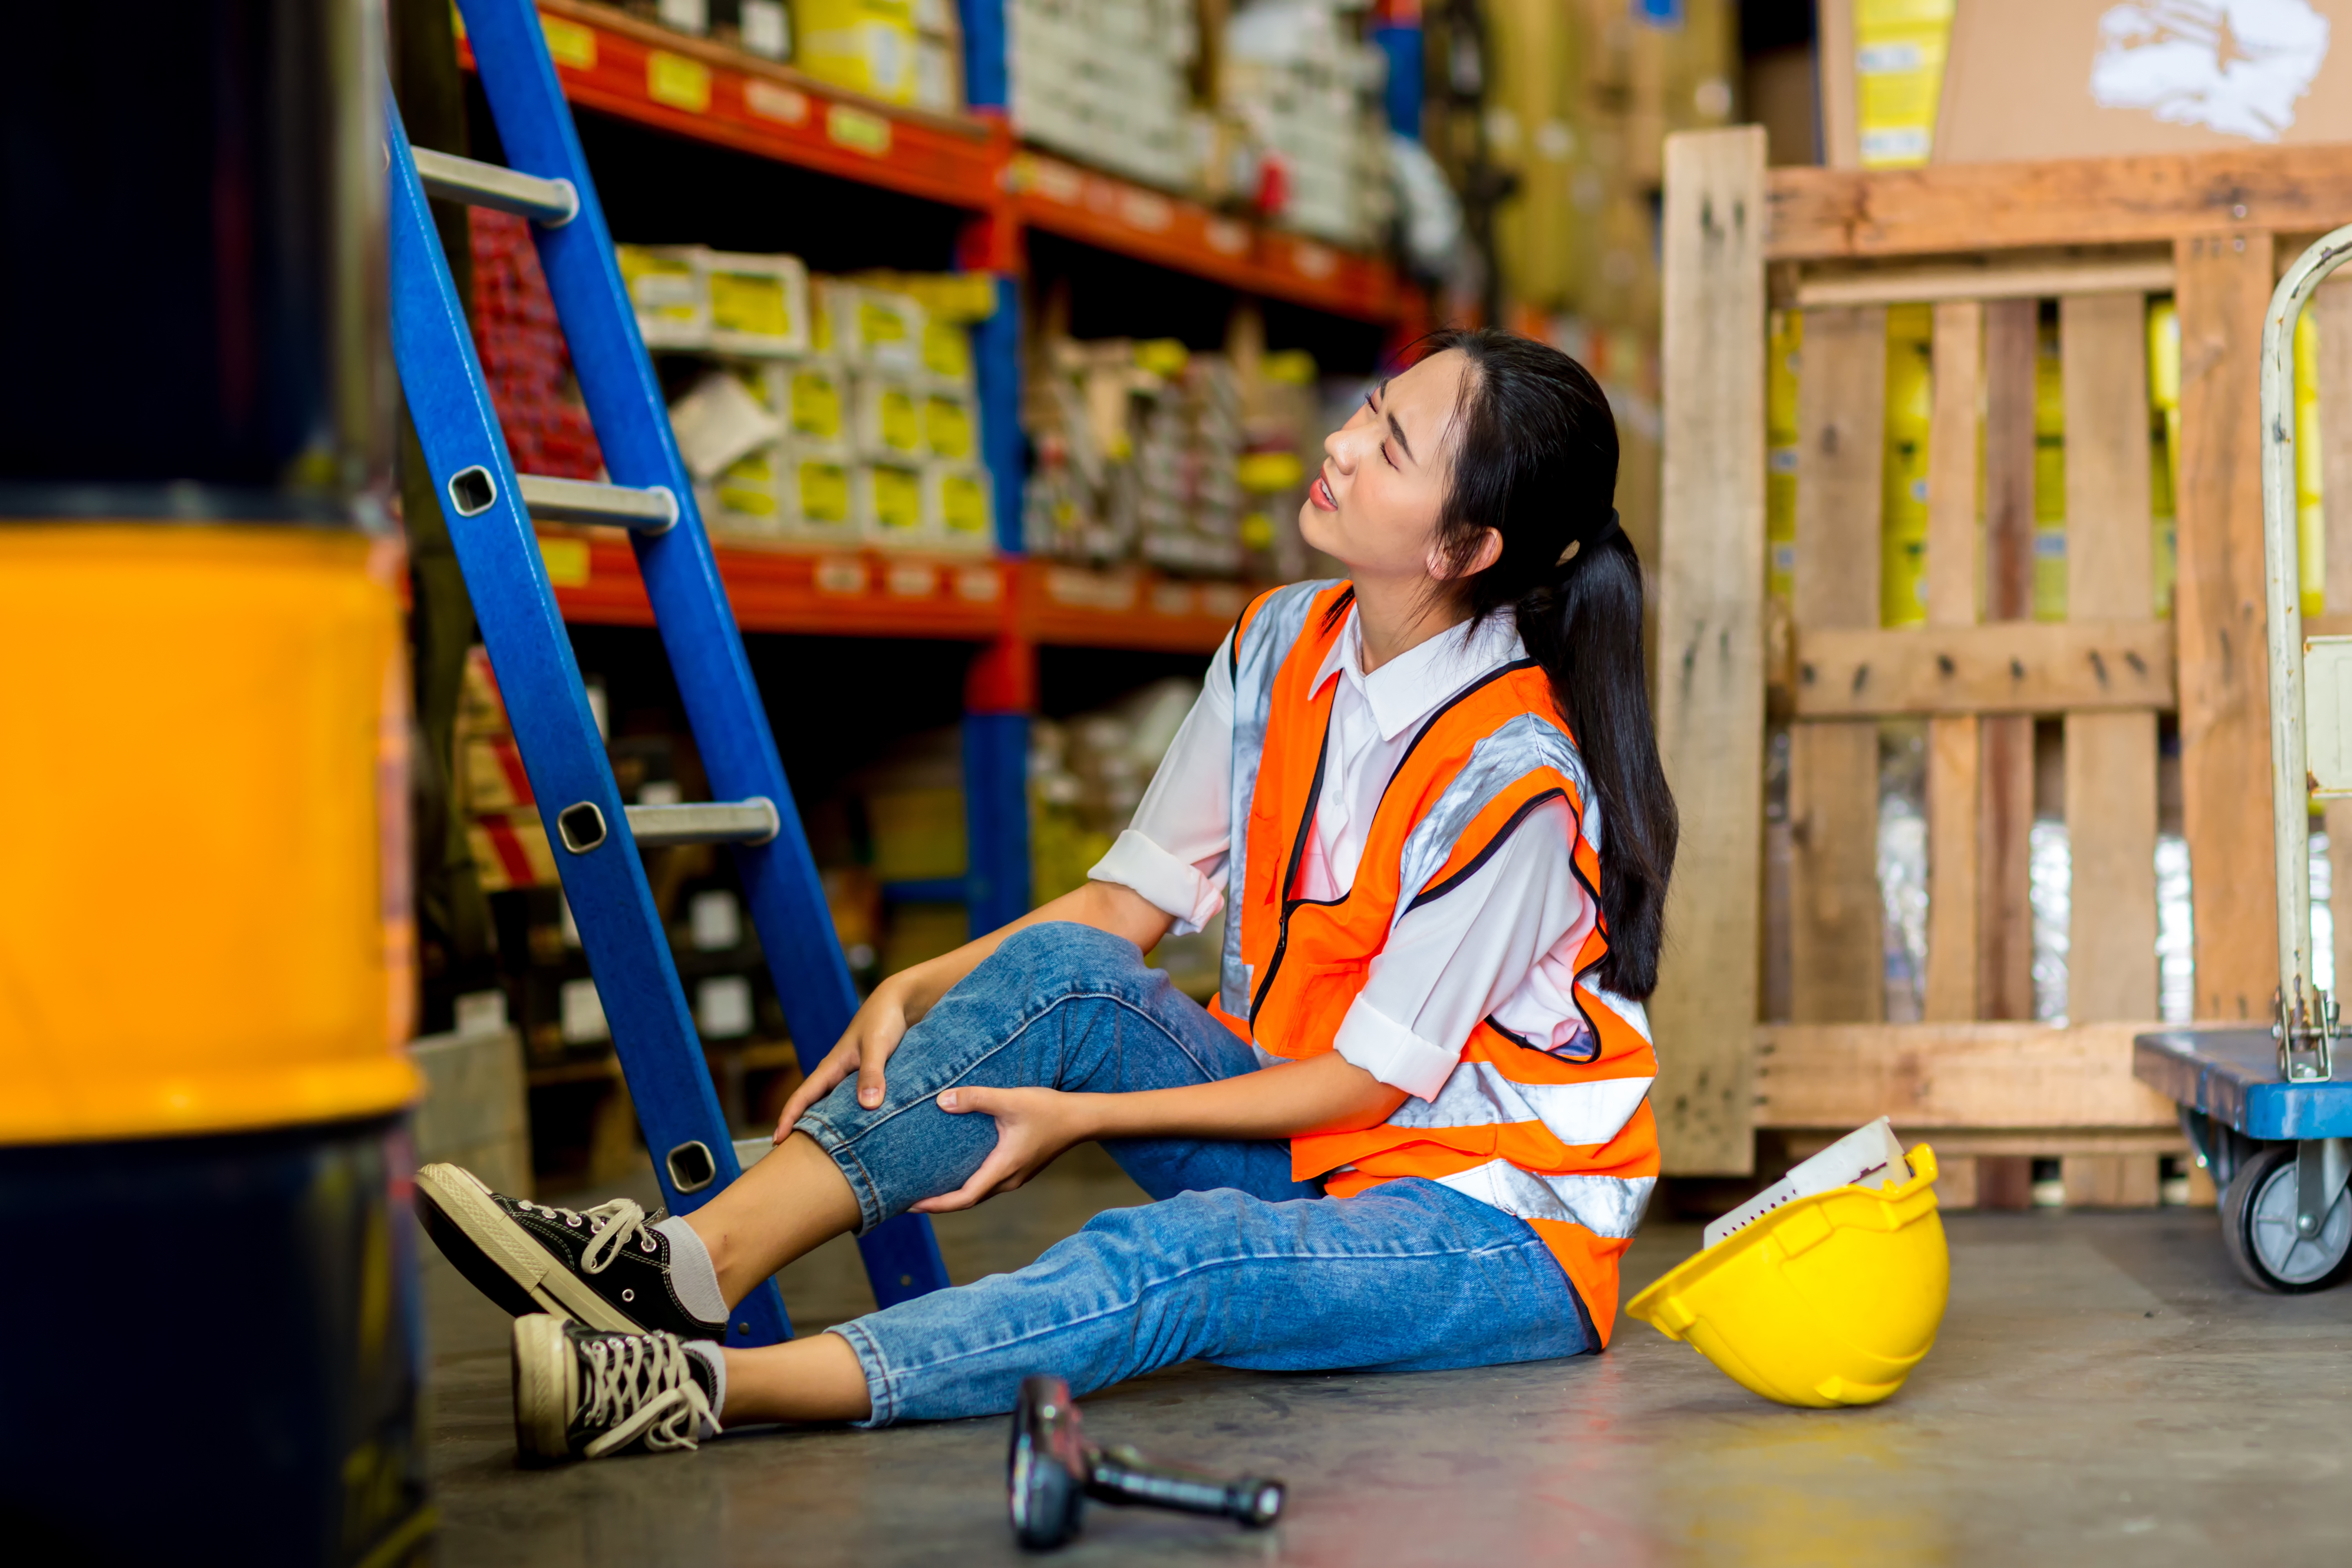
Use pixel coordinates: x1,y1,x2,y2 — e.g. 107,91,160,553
1309,473,1338,511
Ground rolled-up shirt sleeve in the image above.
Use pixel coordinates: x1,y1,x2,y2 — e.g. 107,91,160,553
1085,637,1235,935
1333,797,1590,1100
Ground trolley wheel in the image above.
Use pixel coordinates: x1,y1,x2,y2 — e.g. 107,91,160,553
2220,1143,2352,1293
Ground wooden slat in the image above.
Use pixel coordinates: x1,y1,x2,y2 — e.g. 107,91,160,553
1795,255,2173,309
2061,291,2162,1023
1753,1020,2182,1127
1792,619,2176,717
1980,299,2038,1020
1651,128,1770,1176
2174,232,2279,1022
1766,144,2352,263
1926,300,1982,1022
1789,303,1886,1024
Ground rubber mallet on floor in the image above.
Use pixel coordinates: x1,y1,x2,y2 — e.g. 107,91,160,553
1007,1375,1286,1550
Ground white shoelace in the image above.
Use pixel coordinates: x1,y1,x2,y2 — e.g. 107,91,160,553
577,1330,719,1459
517,1197,657,1275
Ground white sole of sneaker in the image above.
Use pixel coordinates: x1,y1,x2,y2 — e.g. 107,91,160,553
512,1314,578,1461
415,1163,643,1335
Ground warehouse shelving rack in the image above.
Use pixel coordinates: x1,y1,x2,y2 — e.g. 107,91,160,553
459,0,1427,940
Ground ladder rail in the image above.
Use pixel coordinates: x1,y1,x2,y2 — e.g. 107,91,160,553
385,102,800,1345
448,0,951,1307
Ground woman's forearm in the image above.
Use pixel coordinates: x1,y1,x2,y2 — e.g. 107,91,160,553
1085,1052,1408,1143
892,880,1174,1023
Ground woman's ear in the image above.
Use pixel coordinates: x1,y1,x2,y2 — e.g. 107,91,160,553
1428,526,1503,582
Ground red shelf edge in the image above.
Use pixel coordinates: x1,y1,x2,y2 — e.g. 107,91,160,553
544,534,1239,655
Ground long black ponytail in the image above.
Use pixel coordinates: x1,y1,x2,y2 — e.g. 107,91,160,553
1414,328,1678,998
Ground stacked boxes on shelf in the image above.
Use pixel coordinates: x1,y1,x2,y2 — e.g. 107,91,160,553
622,0,963,113
1023,335,1270,576
1010,0,1200,190
615,246,995,551
790,0,962,112
1218,0,1394,248
471,211,603,481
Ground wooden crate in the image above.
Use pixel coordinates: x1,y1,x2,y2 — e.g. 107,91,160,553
1650,129,2352,1194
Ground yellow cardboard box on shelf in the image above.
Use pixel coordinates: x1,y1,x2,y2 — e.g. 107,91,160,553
793,0,921,104
703,250,811,357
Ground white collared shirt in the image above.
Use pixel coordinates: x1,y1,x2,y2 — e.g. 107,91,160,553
1087,602,1594,1100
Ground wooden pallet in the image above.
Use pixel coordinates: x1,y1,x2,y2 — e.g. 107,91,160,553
1650,129,2352,1190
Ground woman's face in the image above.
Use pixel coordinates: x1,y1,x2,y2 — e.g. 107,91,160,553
1300,348,1470,583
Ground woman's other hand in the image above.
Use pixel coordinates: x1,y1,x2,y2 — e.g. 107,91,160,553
773,976,913,1139
909,1087,1094,1212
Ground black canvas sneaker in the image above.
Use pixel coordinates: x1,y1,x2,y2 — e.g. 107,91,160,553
512,1314,720,1462
414,1163,727,1340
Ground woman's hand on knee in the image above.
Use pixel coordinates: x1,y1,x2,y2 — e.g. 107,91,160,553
774,979,911,1139
910,1087,1093,1212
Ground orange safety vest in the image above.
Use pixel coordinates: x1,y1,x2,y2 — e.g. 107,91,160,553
1205,581,1660,1344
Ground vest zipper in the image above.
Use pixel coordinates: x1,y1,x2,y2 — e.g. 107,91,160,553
1250,716,1333,1020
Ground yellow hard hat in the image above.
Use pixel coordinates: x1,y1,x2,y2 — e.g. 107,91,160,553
1626,1144,1949,1408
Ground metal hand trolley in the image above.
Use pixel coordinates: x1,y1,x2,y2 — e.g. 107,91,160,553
2134,230,2352,1292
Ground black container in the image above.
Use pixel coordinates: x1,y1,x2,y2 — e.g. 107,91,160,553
0,1117,429,1566
0,0,389,524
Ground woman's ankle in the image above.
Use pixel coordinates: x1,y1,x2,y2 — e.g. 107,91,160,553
720,1332,873,1423
687,1133,865,1304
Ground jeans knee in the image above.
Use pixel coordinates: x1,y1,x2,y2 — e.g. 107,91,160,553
988,921,1144,996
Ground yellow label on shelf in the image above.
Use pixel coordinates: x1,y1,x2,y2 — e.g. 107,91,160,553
922,318,973,380
924,396,973,460
858,298,911,354
872,465,923,531
616,246,701,326
878,388,922,454
538,538,590,587
828,104,893,156
647,51,711,113
791,369,845,440
939,472,990,537
539,12,597,69
799,460,851,523
710,270,791,339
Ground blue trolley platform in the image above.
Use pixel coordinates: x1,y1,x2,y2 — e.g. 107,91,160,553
2134,1029,2352,1291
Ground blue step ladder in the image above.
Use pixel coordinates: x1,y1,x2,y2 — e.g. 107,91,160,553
383,0,950,1348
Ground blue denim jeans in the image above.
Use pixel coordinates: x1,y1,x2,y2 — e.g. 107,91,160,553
795,922,1593,1426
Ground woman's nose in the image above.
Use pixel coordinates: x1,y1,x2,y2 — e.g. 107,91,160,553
1325,420,1360,472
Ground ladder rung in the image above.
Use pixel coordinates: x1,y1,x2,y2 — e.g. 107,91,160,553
626,799,781,848
412,146,579,226
734,1136,777,1170
518,474,678,533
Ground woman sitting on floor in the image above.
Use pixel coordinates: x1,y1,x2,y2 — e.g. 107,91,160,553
415,326,1679,1461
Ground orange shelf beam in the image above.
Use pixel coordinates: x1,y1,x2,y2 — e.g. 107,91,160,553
543,532,1242,654
1005,153,1408,324
472,0,1005,212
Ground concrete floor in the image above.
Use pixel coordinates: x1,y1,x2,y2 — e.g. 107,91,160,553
423,1147,2352,1566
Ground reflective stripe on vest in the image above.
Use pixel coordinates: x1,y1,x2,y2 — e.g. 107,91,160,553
1207,581,1660,1345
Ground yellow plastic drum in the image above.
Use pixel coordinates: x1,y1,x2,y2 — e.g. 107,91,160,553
0,526,419,1142
1627,1145,1949,1408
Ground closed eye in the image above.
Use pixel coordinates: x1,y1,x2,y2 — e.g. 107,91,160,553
1365,391,1397,469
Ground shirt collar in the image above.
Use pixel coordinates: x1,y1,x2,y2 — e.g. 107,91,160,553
1311,601,1529,741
